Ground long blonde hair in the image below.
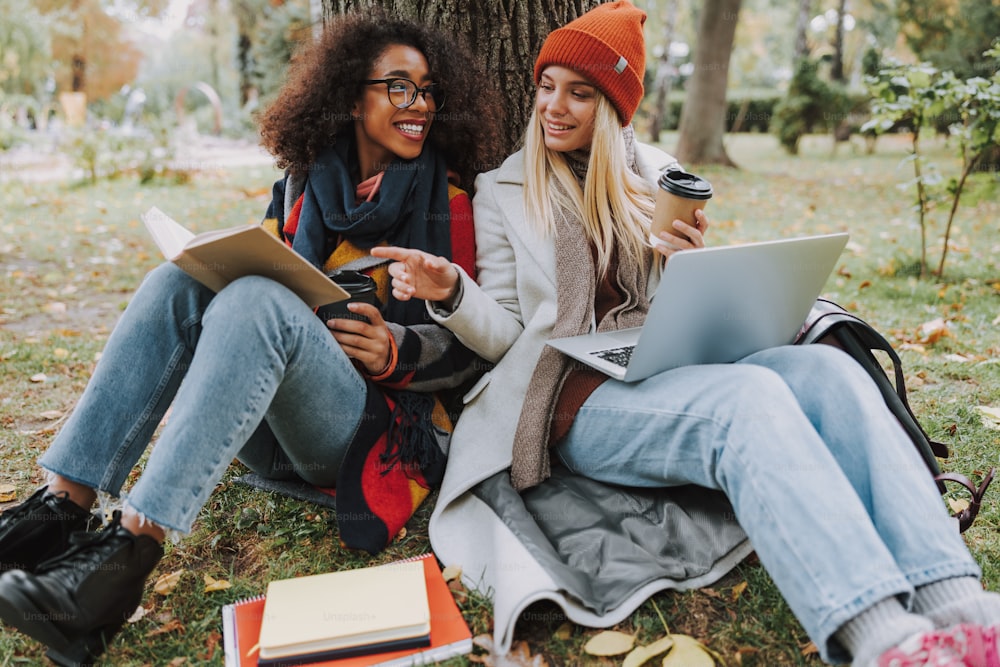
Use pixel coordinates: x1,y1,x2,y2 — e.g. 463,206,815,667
523,93,655,278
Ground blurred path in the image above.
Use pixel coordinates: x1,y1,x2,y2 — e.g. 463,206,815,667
0,133,275,183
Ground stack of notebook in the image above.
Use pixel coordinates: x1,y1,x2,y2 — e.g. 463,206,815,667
222,554,473,667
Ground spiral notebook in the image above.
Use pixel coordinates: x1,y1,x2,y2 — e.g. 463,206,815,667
222,554,472,667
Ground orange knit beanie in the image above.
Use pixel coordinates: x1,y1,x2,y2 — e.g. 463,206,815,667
534,0,647,126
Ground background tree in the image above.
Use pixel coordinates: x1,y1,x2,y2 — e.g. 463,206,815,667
793,0,813,61
895,0,1000,79
319,0,602,158
646,0,680,144
34,0,167,98
674,0,742,166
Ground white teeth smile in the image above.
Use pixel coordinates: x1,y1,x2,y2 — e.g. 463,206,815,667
547,122,573,131
397,123,424,136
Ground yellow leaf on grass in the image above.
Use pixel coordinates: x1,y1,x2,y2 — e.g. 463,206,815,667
948,498,971,513
917,318,950,345
622,635,674,667
29,373,47,383
583,630,635,656
203,574,231,592
661,635,718,667
731,580,748,601
0,484,17,502
154,570,185,596
553,622,573,640
53,348,69,359
441,564,462,583
975,406,1000,431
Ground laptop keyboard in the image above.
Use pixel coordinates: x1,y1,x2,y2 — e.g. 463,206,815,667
591,345,635,368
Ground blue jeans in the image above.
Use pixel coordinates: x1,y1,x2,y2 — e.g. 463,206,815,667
39,263,366,533
555,344,980,663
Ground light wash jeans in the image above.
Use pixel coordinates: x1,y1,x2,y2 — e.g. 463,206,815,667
39,263,366,534
555,344,980,663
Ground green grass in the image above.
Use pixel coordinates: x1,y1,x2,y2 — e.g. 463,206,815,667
1,131,999,666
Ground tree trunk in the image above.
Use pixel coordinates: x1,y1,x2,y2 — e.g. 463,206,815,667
674,0,741,167
830,0,846,82
793,0,812,61
648,0,679,144
320,0,600,156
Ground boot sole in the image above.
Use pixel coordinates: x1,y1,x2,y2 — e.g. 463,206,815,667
0,579,114,666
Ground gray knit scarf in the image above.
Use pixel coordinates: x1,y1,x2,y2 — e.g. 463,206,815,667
510,126,652,490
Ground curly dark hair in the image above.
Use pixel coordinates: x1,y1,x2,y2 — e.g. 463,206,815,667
258,11,503,191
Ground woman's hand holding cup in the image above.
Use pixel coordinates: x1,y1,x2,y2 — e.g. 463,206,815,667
650,169,713,260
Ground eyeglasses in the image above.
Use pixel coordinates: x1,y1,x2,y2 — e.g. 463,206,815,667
363,78,446,111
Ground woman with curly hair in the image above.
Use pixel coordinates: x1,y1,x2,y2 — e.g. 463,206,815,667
0,11,501,665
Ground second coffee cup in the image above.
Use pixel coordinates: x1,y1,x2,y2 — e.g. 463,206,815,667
315,269,380,323
650,169,713,248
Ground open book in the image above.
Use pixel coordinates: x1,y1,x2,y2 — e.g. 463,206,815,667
141,206,348,309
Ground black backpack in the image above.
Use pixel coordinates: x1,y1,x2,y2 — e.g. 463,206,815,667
795,298,994,532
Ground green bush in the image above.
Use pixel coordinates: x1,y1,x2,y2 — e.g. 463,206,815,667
661,90,782,133
772,59,850,154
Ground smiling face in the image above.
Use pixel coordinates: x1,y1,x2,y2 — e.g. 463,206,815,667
535,65,598,154
353,44,436,180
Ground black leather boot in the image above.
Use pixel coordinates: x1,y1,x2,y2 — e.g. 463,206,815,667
0,486,96,574
0,510,163,667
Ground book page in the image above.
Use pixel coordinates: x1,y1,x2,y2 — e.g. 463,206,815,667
142,206,195,259
140,207,349,308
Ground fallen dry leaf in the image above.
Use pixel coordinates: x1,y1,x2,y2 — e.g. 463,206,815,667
53,348,69,359
553,622,573,640
126,605,147,623
801,641,819,656
917,318,950,345
583,630,635,656
203,574,231,592
470,635,549,667
0,484,17,503
976,406,1000,431
29,373,47,383
661,634,718,666
441,564,462,583
731,581,748,601
199,630,221,661
145,617,185,637
948,498,971,513
38,410,63,420
153,570,185,596
42,302,67,315
622,635,674,667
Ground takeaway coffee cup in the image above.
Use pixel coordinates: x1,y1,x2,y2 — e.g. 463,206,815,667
650,169,713,248
315,269,380,323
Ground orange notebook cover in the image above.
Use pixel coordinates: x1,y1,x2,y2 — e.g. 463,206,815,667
222,554,472,667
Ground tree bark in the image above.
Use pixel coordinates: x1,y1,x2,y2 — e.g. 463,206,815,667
320,0,601,156
647,0,679,144
830,0,847,82
674,0,741,167
793,0,812,61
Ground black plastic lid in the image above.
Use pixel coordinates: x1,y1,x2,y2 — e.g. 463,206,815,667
657,169,714,200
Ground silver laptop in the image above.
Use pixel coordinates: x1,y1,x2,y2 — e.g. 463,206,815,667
546,233,849,382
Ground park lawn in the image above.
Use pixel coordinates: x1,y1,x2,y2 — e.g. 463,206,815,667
0,131,998,666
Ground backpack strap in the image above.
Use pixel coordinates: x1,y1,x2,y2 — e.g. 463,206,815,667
797,298,948,467
795,298,995,532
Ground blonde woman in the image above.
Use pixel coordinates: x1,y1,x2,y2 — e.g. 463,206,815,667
375,2,1000,665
